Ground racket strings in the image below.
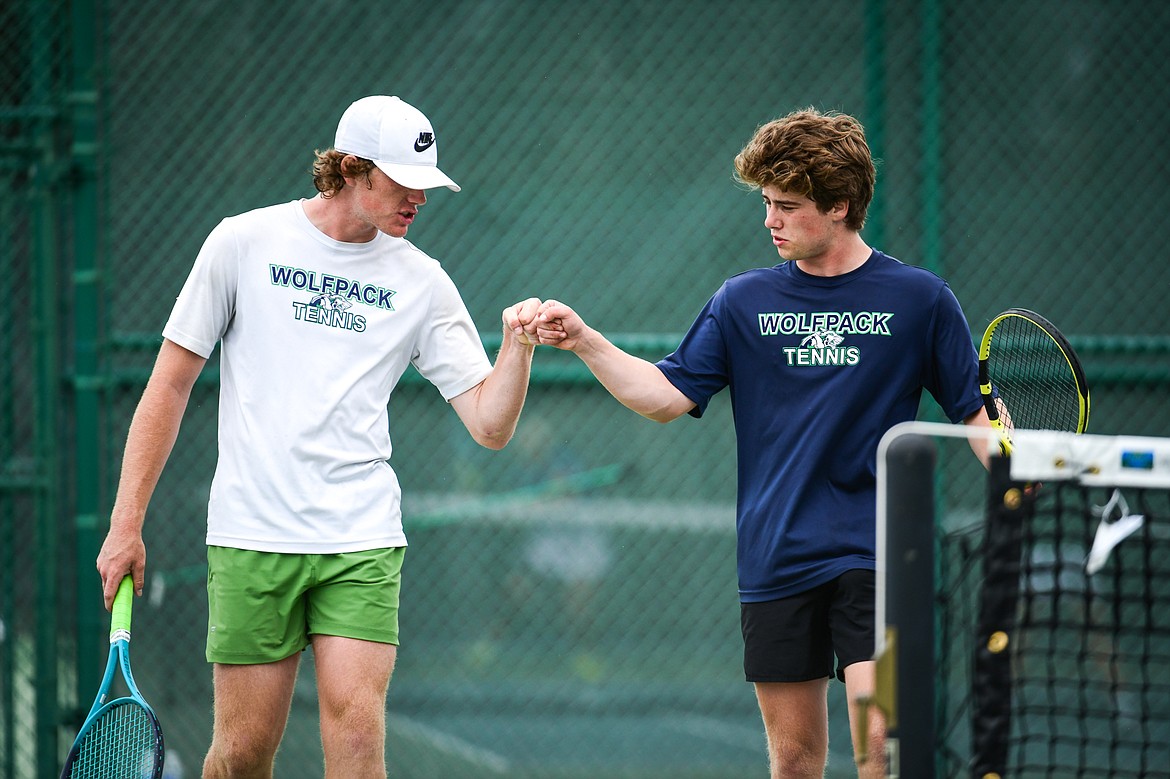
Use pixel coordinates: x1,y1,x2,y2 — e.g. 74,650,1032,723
67,701,163,778
989,318,1082,434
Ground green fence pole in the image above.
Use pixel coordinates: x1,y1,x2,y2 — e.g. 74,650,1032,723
29,0,62,772
1,158,16,779
920,0,943,277
916,0,945,432
864,0,886,251
31,116,61,779
69,0,104,731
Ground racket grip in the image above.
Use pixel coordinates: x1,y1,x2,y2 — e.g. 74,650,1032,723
110,576,135,637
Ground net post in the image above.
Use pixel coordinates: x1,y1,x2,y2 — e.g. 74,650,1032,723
970,453,1022,777
880,431,937,777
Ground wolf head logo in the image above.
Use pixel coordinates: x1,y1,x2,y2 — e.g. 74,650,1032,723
310,293,352,312
800,330,844,349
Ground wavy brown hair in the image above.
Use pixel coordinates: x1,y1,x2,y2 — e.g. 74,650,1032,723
733,109,876,231
311,150,377,198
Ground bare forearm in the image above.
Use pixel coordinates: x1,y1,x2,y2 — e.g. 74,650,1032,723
571,328,693,422
963,406,993,470
111,341,203,530
98,372,190,604
109,378,192,530
97,340,204,605
532,299,694,421
457,334,535,449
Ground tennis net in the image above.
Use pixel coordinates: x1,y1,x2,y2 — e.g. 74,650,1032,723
876,423,1170,777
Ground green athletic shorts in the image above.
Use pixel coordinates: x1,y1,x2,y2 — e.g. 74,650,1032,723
205,545,405,664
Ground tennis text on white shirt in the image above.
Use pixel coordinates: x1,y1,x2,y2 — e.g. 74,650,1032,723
270,264,400,333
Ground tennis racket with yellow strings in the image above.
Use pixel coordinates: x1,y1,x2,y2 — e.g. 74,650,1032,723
977,308,1090,455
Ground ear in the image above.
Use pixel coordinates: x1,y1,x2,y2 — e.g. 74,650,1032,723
339,154,361,182
829,200,850,222
339,154,377,191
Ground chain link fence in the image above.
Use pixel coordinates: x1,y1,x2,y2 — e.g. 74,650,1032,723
4,1,1170,777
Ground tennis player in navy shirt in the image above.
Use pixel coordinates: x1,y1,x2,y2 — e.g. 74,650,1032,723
530,108,992,778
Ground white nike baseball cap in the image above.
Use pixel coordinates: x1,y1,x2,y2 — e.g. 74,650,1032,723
334,96,460,192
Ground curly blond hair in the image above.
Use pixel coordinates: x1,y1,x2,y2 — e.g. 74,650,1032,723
311,150,377,198
733,108,875,231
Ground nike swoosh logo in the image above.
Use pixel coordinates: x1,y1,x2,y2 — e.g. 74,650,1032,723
414,138,434,152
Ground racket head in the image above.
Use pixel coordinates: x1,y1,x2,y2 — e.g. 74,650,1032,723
61,577,164,779
60,696,165,779
978,308,1090,446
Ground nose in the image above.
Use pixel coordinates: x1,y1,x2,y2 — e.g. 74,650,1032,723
764,206,781,229
409,189,427,205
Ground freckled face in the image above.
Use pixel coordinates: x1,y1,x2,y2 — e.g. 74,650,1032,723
352,166,427,238
760,185,843,264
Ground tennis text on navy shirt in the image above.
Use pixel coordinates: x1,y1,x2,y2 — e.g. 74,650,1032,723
758,310,893,367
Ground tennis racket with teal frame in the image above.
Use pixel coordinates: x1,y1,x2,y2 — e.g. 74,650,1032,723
60,576,165,779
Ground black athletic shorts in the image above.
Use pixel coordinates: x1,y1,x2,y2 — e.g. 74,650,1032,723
740,569,875,683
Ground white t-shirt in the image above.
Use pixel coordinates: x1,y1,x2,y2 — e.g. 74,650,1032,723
162,199,493,553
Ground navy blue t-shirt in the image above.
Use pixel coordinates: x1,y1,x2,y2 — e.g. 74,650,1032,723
656,250,983,602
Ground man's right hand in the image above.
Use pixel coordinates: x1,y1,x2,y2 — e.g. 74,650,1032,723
96,522,146,611
535,300,590,351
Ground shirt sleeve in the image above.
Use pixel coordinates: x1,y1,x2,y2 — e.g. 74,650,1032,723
161,218,239,358
925,283,984,423
655,290,729,418
411,268,493,401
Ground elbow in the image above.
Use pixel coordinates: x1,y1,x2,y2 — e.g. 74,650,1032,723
479,437,511,452
474,427,514,451
642,395,695,424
